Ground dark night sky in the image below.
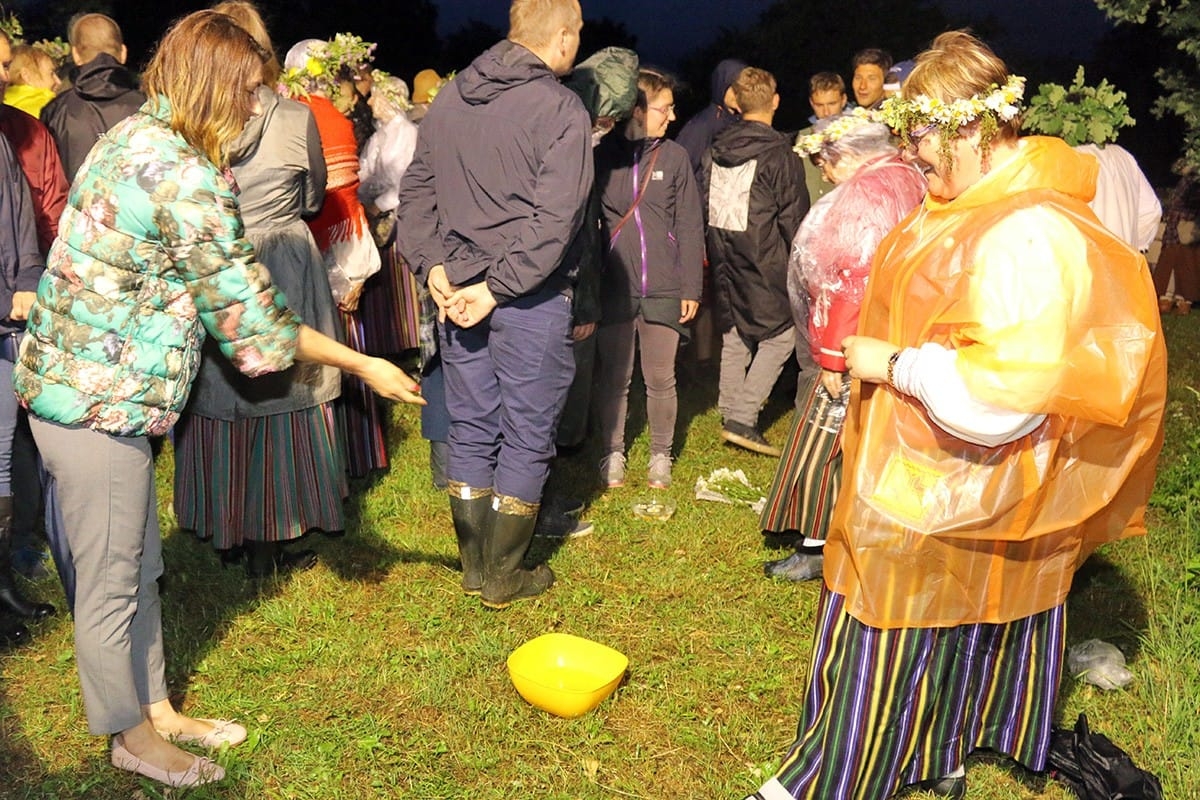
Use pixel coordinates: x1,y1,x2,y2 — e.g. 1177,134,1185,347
436,0,1116,67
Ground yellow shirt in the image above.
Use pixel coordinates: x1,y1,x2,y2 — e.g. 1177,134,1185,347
4,84,57,118
825,136,1167,628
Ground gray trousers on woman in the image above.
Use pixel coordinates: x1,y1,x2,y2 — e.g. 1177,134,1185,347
30,417,167,735
595,315,680,456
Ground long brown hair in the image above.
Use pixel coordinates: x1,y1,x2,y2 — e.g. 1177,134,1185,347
142,10,269,165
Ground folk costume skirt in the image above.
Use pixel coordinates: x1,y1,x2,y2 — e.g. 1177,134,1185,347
759,378,844,542
173,404,347,549
750,588,1065,800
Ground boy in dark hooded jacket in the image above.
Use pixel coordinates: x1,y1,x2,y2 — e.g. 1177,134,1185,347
702,67,809,456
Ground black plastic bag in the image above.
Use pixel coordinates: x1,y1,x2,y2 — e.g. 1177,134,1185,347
1047,713,1163,799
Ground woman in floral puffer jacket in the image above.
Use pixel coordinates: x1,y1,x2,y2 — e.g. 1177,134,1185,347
13,11,422,789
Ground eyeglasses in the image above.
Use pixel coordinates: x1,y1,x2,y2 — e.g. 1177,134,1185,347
904,123,937,154
648,104,676,115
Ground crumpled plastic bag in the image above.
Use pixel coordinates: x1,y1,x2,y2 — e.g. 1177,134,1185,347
1047,713,1163,799
694,468,766,515
1067,639,1134,690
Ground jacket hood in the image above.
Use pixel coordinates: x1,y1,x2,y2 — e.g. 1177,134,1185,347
73,53,141,102
227,86,279,165
928,135,1098,212
710,58,747,108
458,40,555,106
710,120,791,167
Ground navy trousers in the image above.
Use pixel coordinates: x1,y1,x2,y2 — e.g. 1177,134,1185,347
439,286,574,503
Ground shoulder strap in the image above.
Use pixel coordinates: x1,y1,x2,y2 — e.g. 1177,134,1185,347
609,144,662,243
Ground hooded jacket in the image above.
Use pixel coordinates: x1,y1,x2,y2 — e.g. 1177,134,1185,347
40,53,145,181
675,58,746,185
594,133,705,321
0,133,42,336
825,136,1166,629
703,119,809,342
397,39,593,304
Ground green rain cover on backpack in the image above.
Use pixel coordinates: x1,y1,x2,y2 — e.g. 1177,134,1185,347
565,46,639,122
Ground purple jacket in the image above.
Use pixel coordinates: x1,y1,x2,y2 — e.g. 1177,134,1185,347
397,40,593,304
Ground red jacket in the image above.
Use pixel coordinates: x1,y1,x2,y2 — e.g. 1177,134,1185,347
0,105,68,256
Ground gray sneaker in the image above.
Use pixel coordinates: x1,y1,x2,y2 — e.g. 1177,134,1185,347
600,451,626,488
647,453,672,489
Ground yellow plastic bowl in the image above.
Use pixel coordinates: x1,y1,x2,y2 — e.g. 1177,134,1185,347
507,633,628,718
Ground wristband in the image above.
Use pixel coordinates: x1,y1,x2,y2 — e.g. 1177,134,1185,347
886,349,901,387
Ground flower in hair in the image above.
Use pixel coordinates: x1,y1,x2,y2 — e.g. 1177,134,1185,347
795,106,885,156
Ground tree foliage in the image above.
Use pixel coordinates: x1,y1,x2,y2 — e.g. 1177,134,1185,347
1093,0,1200,167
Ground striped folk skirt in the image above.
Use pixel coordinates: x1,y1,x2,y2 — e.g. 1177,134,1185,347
173,404,347,549
358,243,421,357
759,378,845,541
751,588,1065,800
339,308,390,477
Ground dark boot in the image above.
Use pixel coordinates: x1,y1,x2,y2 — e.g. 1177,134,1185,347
481,501,554,609
1,616,30,650
245,541,317,579
448,490,490,596
0,496,55,620
764,548,824,582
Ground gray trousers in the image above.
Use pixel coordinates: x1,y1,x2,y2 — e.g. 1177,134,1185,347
719,326,796,428
595,315,681,457
30,417,167,735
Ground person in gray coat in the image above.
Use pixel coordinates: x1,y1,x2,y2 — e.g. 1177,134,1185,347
172,1,341,578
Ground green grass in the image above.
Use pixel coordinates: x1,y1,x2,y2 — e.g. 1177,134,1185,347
2,321,1199,799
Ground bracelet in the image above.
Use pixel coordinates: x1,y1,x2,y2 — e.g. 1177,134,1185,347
886,349,902,387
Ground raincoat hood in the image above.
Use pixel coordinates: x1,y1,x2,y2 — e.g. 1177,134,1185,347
710,119,792,168
73,53,140,102
458,40,556,107
927,135,1098,212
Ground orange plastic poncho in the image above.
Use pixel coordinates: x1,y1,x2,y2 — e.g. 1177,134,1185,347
824,136,1167,629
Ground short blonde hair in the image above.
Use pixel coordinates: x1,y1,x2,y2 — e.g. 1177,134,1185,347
903,30,1019,143
9,45,56,87
733,67,776,115
508,0,581,49
69,13,124,63
211,0,282,86
142,10,269,166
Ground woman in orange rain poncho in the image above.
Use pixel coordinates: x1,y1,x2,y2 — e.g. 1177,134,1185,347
746,31,1165,800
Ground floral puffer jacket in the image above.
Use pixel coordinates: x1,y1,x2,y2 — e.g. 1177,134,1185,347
14,98,301,437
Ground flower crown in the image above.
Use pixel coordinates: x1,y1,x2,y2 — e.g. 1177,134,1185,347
794,107,885,156
370,69,413,113
280,33,377,98
880,74,1025,133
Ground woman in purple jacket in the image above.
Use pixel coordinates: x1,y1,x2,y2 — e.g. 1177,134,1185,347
593,68,705,490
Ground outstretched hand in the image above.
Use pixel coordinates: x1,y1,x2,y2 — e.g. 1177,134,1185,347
360,358,426,405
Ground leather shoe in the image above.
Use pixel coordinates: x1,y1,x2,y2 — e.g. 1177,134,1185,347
912,775,966,799
158,719,247,749
0,587,55,619
764,551,824,582
1,618,30,649
246,545,318,579
111,739,225,787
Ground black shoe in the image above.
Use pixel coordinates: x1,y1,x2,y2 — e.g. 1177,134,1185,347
912,775,966,799
721,421,782,457
0,586,56,620
246,544,318,579
219,546,244,567
1,618,30,649
764,551,824,582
